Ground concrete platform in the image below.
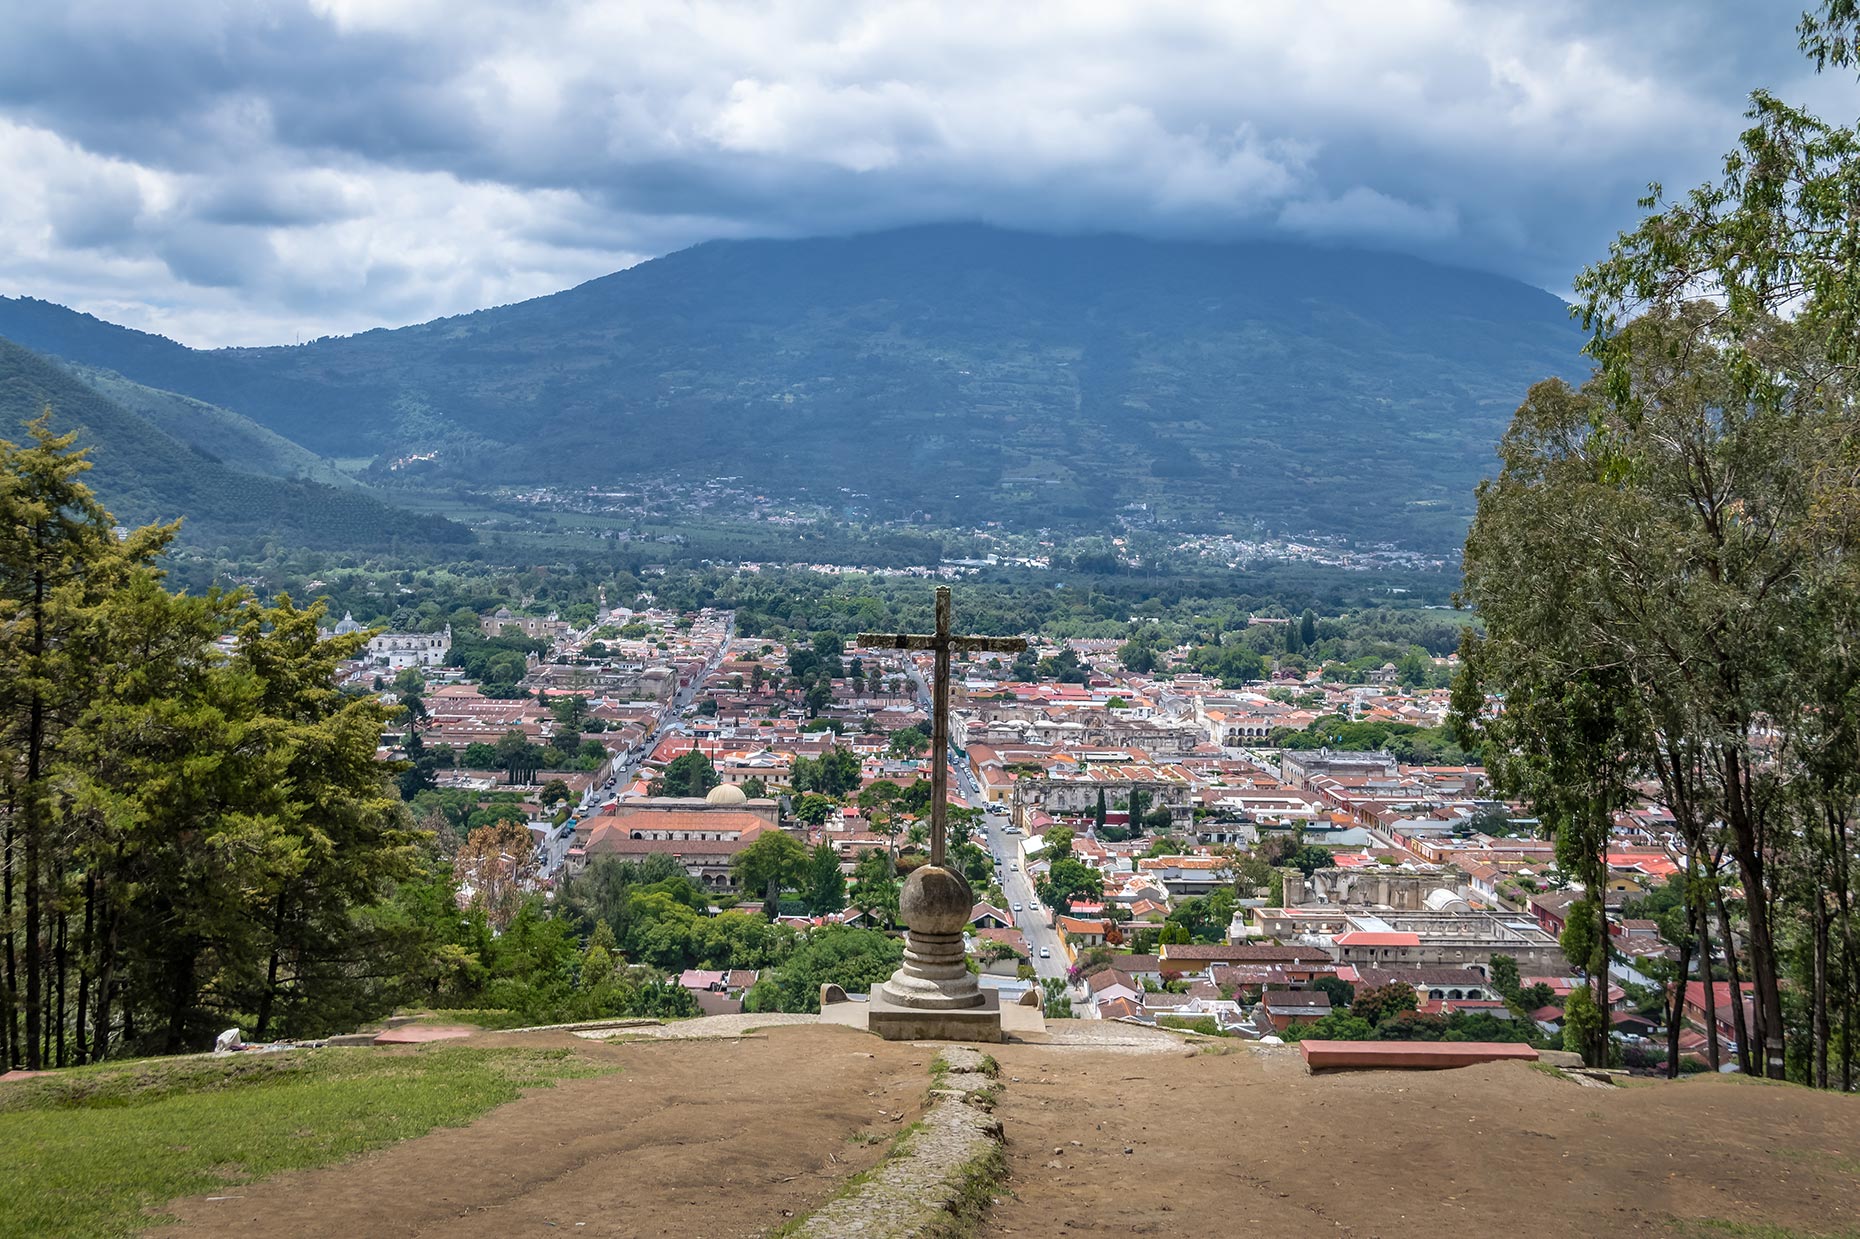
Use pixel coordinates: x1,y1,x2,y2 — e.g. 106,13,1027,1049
1300,1040,1539,1072
821,992,1045,1041
372,1024,477,1045
867,988,1006,1043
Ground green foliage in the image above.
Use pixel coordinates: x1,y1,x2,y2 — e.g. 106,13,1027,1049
793,792,839,826
849,850,900,929
744,927,903,1013
1272,715,1469,764
806,842,848,915
1156,1015,1226,1037
655,750,721,798
1278,1012,1373,1042
731,831,811,916
1161,891,1235,944
1037,857,1104,915
1490,954,1521,1002
1561,984,1606,1061
1349,983,1420,1028
1313,975,1356,1010
791,747,862,796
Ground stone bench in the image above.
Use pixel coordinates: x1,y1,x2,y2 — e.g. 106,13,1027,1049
1300,1040,1540,1071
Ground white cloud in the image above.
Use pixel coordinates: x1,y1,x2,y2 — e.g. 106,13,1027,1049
0,0,1828,345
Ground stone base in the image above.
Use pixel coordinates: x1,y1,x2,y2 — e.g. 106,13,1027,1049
865,987,1007,1043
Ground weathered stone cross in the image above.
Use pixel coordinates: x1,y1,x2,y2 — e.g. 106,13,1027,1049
859,587,1025,866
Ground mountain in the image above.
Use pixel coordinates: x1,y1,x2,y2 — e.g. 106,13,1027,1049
0,225,1588,548
0,337,468,550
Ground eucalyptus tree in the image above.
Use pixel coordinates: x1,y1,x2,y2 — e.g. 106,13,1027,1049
1457,307,1846,1076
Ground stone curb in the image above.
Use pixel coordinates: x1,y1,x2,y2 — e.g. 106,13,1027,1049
781,1046,1006,1239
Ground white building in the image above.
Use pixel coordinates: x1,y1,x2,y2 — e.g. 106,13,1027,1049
366,625,452,670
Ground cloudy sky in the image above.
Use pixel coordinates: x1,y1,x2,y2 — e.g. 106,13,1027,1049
0,0,1848,347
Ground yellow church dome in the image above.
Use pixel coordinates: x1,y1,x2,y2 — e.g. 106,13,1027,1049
706,783,748,805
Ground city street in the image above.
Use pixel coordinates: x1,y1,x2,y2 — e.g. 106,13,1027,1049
953,759,1069,985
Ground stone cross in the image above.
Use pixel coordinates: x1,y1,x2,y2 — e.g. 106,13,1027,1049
859,587,1025,866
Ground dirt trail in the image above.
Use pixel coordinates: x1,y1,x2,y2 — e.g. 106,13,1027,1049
158,1026,926,1239
986,1042,1860,1238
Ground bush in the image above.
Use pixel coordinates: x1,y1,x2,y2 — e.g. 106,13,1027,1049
1157,1016,1227,1037
1278,1012,1373,1042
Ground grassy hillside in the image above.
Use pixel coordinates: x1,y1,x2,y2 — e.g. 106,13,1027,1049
0,226,1587,548
0,338,468,551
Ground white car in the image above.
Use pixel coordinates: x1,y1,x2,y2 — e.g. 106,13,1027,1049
1013,902,1023,913
1039,946,1051,959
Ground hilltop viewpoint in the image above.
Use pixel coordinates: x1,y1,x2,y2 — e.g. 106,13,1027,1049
7,1015,1857,1239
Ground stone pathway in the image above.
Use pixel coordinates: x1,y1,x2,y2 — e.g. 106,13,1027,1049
785,1045,1005,1239
1031,1020,1207,1055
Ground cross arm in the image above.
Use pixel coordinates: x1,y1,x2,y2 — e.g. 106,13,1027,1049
856,633,940,651
950,636,1028,654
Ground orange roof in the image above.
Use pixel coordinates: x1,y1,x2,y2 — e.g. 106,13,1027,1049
1334,931,1421,947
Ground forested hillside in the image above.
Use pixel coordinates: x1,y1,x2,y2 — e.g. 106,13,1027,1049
57,361,359,489
0,226,1585,548
0,338,467,550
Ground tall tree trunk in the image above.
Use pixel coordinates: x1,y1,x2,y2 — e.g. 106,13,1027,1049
1724,751,1786,1079
74,871,94,1065
53,909,66,1068
90,849,121,1064
22,748,42,1072
1692,874,1721,1071
1713,881,1754,1075
1593,851,1612,1068
22,552,47,1072
2,802,15,1071
1667,929,1692,1079
253,894,288,1042
1834,814,1855,1094
164,943,196,1055
1814,887,1831,1090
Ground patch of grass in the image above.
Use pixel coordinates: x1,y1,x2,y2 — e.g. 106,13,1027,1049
0,1045,606,1239
1779,1147,1860,1178
410,1007,535,1030
922,1136,1010,1239
1673,1221,1860,1238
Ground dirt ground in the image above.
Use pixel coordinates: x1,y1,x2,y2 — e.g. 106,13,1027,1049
986,1040,1860,1238
155,1026,1860,1239
159,1026,928,1239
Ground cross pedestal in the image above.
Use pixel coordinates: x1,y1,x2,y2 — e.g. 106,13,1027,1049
866,863,1006,1041
851,587,1025,1042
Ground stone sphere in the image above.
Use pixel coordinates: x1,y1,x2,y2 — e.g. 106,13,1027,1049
898,864,975,935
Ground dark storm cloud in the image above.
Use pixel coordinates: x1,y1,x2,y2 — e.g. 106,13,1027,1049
0,0,1846,346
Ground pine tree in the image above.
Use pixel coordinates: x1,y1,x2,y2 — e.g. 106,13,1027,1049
0,414,171,1069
